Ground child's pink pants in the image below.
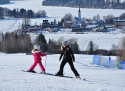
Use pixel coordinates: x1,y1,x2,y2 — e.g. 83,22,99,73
30,61,45,71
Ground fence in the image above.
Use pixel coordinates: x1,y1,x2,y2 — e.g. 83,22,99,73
92,54,125,69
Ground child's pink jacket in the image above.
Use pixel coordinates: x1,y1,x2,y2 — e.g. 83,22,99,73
30,49,47,71
32,49,47,62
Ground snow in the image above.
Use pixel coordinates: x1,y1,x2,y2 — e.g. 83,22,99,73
86,25,99,28
1,0,125,33
0,53,125,91
0,0,125,90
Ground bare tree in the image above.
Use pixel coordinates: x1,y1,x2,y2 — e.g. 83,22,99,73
63,13,73,21
93,14,100,20
111,44,118,56
22,17,31,25
36,10,47,18
117,37,125,61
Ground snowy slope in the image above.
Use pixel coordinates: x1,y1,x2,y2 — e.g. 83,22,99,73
0,53,125,91
1,0,125,33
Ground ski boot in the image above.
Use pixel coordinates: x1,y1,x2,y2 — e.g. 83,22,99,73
55,72,63,76
27,69,36,73
42,70,46,74
76,75,80,79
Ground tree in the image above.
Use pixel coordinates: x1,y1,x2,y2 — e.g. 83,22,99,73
37,33,48,52
87,41,98,55
38,33,47,44
117,37,125,61
12,9,17,17
68,38,80,54
0,8,2,18
54,19,56,24
73,41,80,54
63,13,73,21
22,16,31,25
93,14,100,20
0,32,33,53
88,41,94,55
36,10,46,18
111,44,118,56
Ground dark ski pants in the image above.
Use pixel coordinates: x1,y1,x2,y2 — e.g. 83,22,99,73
58,60,79,77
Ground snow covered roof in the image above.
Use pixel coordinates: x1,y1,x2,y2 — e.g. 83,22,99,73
65,21,72,23
86,25,98,28
116,20,125,22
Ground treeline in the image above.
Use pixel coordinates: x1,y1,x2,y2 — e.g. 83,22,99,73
42,0,125,9
0,32,33,53
0,0,10,4
35,33,80,54
0,32,80,54
0,7,47,19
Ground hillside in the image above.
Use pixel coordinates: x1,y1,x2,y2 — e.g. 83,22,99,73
0,0,10,4
42,0,125,9
0,53,125,91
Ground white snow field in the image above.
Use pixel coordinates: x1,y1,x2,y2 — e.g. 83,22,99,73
1,0,125,33
0,53,125,91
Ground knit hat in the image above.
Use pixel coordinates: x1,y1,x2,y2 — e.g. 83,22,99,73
62,41,68,45
34,44,40,50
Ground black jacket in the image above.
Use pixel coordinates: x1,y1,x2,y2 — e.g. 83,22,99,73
59,45,75,61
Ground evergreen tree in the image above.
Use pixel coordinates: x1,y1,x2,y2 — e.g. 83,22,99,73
73,41,80,54
88,41,94,55
38,33,47,44
37,33,48,52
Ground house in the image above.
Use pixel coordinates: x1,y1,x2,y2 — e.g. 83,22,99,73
85,25,99,30
28,28,37,32
42,20,50,28
96,49,107,55
92,25,108,32
86,20,104,25
114,19,125,26
63,21,72,28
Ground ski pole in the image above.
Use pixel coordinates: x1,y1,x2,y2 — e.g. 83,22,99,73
45,55,47,70
75,61,89,66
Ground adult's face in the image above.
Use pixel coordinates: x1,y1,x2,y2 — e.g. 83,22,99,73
63,44,67,48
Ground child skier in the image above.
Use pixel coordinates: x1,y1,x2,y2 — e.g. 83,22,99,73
27,44,47,74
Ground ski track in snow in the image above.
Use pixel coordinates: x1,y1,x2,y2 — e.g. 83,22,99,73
0,53,125,91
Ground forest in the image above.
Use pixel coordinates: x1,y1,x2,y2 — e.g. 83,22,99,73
0,0,10,4
42,0,125,9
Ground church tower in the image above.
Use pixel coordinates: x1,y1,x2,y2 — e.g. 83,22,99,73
78,4,81,21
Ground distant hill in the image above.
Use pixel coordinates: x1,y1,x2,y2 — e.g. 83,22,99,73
0,0,10,4
10,0,26,1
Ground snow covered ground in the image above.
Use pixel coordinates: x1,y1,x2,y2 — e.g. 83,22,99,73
0,53,125,91
1,0,125,33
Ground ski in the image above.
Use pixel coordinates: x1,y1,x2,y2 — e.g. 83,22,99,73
21,70,86,80
45,73,86,80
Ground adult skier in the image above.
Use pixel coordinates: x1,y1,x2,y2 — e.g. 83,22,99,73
55,41,80,78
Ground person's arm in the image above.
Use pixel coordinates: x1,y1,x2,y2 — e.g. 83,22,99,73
70,48,75,61
39,53,47,57
59,51,63,61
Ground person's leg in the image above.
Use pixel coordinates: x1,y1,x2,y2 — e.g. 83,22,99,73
56,60,67,76
30,62,37,70
38,61,45,71
68,61,79,77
